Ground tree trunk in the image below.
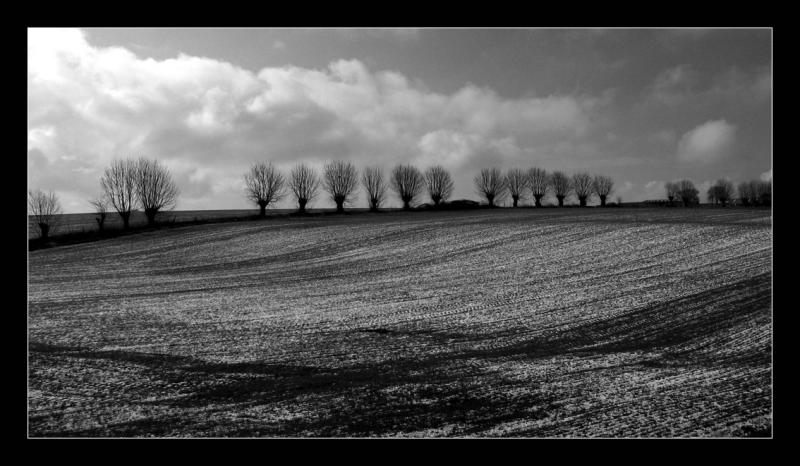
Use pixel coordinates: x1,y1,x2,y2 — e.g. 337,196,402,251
600,195,607,207
512,196,519,207
534,195,543,207
258,203,267,218
336,200,344,213
432,196,441,207
145,209,158,226
579,197,587,207
402,197,411,210
120,211,131,229
720,199,727,207
96,215,105,232
487,195,495,208
38,223,49,240
557,196,564,207
298,199,307,214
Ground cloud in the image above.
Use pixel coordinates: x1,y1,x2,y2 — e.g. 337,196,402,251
677,120,736,163
28,28,604,212
648,64,698,105
760,169,772,182
272,40,286,50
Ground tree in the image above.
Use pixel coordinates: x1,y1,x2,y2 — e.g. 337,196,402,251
593,175,614,207
665,181,679,206
244,162,286,218
748,180,762,205
424,165,454,207
706,185,718,205
89,196,109,232
676,179,699,207
709,179,735,206
757,180,772,206
505,168,528,207
549,171,571,207
323,160,359,213
572,172,594,207
362,166,387,212
135,158,179,226
391,164,425,210
527,167,548,207
28,189,61,240
101,159,138,229
737,181,753,206
289,163,320,214
474,167,507,207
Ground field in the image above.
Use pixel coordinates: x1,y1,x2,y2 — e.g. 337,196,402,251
27,207,772,437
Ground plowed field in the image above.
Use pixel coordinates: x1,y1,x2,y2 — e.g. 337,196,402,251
28,207,772,437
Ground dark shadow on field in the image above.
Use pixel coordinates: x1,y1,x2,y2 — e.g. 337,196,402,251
29,273,771,437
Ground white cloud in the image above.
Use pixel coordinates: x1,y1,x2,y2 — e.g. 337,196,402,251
760,169,772,182
677,120,736,163
649,64,698,105
28,28,604,212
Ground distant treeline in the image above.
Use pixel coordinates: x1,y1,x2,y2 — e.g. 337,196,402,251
29,157,772,241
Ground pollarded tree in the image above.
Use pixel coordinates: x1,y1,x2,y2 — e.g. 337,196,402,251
676,179,699,207
474,167,507,207
593,175,614,207
737,181,754,206
323,160,359,213
101,159,138,230
505,168,528,208
391,164,425,210
424,165,454,207
135,157,179,226
289,163,320,214
710,179,735,206
707,185,719,205
665,181,679,206
362,166,387,212
549,171,571,207
572,172,594,207
89,196,109,232
527,167,548,207
757,180,772,206
245,161,286,218
28,189,61,240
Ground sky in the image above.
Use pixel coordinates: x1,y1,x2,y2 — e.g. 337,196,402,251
27,28,772,213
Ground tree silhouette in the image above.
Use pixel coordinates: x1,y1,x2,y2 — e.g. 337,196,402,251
391,164,425,210
424,165,454,207
665,181,679,206
474,168,507,207
572,172,594,207
323,160,359,213
101,159,137,229
244,162,286,218
549,171,571,207
135,157,179,226
527,167,548,207
289,163,320,214
593,175,614,207
676,179,699,207
505,168,528,207
89,196,109,232
28,189,61,240
362,166,387,212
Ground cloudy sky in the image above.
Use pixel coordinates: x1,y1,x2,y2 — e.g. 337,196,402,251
28,28,772,213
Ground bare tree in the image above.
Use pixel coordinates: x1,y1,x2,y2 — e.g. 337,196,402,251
135,158,179,226
244,162,286,218
527,167,548,207
474,168,507,207
593,175,614,207
572,172,594,207
709,179,735,206
28,189,61,240
289,163,320,214
424,165,454,207
362,166,387,212
706,185,718,205
101,159,138,229
665,181,679,206
89,196,109,232
549,171,571,207
757,180,772,206
391,164,425,210
323,160,359,213
505,168,528,207
737,181,754,206
676,179,699,207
